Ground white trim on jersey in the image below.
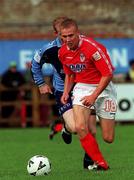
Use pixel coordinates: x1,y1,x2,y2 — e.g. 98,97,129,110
82,37,113,74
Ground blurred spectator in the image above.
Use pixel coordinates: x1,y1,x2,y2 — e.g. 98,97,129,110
125,59,134,82
23,61,33,100
22,61,33,121
1,61,26,118
23,61,33,84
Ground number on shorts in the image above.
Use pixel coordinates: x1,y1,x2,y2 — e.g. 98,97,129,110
104,99,117,112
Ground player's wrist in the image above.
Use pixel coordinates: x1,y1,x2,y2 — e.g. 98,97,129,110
38,82,45,88
63,91,69,96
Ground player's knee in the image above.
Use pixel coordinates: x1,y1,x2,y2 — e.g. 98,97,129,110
65,122,76,133
89,128,96,137
90,130,96,137
103,134,114,143
75,124,87,134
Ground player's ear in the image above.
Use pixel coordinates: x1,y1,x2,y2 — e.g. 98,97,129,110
77,31,80,36
54,31,58,36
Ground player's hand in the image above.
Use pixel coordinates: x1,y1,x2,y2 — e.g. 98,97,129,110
39,84,53,94
80,94,96,107
61,93,69,104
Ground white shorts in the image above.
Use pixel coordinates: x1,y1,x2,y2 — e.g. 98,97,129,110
72,82,117,119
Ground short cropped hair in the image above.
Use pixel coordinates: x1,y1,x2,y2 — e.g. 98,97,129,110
60,18,78,30
52,16,68,33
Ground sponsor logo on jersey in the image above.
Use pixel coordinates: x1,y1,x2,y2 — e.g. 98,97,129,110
68,64,86,72
80,53,85,62
92,51,101,61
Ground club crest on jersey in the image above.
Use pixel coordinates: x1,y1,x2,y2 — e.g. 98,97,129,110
92,51,101,61
80,53,85,62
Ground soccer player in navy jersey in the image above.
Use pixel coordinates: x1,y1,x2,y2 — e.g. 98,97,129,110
31,17,76,140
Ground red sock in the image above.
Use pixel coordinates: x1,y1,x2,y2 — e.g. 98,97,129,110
80,133,108,168
54,123,63,132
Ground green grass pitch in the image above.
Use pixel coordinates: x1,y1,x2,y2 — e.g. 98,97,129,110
0,124,134,180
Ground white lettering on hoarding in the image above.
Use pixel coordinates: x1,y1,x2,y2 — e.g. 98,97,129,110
19,50,33,69
109,48,128,67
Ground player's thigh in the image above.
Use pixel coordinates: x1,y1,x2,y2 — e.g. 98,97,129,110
73,105,90,128
62,109,76,133
99,118,115,143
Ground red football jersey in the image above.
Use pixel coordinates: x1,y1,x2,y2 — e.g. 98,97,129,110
59,36,114,84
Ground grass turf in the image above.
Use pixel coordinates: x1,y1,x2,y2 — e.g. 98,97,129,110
0,124,134,180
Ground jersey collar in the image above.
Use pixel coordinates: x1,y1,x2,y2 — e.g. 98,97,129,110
67,35,83,51
56,37,62,47
78,35,83,47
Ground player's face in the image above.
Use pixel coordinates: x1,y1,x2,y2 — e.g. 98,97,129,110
60,26,79,50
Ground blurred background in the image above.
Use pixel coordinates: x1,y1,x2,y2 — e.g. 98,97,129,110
0,0,134,128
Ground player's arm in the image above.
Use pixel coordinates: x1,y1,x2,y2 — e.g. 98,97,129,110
64,73,75,95
60,62,75,104
81,48,113,106
61,73,75,104
90,76,112,100
58,47,75,104
39,84,53,94
81,75,112,107
91,47,114,99
31,49,52,94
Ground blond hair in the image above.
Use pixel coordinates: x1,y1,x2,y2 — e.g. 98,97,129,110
52,16,68,33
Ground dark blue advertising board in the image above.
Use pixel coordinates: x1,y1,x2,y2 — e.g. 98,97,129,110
0,38,134,74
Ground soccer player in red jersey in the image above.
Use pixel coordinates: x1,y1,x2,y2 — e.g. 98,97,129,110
32,17,98,170
59,18,117,170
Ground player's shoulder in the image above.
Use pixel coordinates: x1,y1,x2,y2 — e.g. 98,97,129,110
42,38,61,52
82,36,106,50
82,36,96,45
